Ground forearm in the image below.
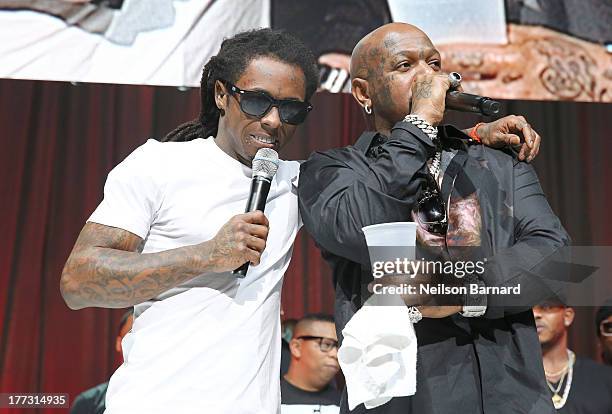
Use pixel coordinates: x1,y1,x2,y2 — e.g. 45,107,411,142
60,242,214,310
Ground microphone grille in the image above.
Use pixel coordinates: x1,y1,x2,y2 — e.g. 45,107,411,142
252,148,279,179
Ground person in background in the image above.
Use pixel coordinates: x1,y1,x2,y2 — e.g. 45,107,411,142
534,301,612,412
70,309,134,414
282,314,341,413
283,318,298,343
595,299,612,366
281,317,299,375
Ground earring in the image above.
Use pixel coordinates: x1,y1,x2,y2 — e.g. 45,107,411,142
364,104,372,115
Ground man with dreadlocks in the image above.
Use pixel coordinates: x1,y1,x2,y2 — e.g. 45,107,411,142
60,28,319,413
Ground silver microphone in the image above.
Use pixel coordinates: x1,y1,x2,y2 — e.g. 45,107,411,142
446,72,501,116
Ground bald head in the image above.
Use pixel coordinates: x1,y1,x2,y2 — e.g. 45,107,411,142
348,23,441,135
350,23,434,80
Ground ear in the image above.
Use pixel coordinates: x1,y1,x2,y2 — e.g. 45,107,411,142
351,77,372,113
289,338,302,359
214,80,229,113
564,307,575,327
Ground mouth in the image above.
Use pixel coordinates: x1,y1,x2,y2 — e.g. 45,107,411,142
536,325,545,333
249,134,278,148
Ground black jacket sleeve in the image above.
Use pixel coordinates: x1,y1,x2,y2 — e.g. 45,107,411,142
482,160,571,318
298,121,434,266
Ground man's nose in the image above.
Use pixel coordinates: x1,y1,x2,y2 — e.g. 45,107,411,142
260,105,282,130
414,60,436,75
533,307,542,319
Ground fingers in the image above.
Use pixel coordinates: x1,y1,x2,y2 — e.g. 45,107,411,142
245,246,263,266
246,234,266,252
520,120,535,149
410,73,452,126
530,131,541,161
237,237,266,265
245,223,269,240
240,210,269,226
230,212,270,266
501,115,542,162
239,222,269,265
503,133,521,146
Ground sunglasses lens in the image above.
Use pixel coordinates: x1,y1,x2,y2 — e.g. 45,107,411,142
240,93,272,118
603,322,612,335
280,101,310,125
415,191,447,234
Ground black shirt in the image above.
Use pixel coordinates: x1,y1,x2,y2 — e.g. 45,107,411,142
298,122,570,413
551,357,612,414
281,377,341,408
70,382,108,414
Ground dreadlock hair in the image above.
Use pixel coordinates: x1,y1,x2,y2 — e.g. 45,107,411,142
163,28,318,142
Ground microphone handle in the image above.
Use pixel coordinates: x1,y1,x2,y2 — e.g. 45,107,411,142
446,90,501,116
233,177,272,277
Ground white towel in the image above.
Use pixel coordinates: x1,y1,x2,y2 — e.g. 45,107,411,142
337,294,417,410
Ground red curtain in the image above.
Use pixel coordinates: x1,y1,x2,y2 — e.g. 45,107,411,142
1,79,610,413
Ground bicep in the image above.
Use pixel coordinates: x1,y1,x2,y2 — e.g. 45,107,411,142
513,162,568,245
72,222,144,254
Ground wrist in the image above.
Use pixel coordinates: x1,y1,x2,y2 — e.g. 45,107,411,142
192,241,217,272
403,114,438,144
460,274,487,317
468,122,485,143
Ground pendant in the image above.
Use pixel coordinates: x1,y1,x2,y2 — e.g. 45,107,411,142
552,393,563,408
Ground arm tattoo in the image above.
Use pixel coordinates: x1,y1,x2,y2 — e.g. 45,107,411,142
61,223,214,309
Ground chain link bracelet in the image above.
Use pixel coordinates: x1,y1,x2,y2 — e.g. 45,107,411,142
403,114,438,142
407,306,423,323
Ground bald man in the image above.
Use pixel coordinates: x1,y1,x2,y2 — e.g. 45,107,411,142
299,23,569,413
281,314,341,413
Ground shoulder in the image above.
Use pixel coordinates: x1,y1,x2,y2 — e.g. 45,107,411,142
114,138,209,176
278,159,300,178
576,357,612,376
137,138,208,159
301,146,364,170
277,159,300,189
72,381,108,405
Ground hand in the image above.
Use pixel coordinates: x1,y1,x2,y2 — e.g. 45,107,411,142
409,73,452,127
207,211,269,272
476,115,541,162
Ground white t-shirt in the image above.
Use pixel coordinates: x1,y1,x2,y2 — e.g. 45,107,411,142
88,138,301,414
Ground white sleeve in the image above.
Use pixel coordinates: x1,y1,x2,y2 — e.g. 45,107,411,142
88,140,163,239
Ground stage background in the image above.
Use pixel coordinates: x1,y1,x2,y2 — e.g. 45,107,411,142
0,79,611,412
1,0,610,101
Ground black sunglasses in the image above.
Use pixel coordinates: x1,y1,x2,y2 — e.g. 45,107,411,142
413,175,448,235
296,336,339,352
223,81,312,125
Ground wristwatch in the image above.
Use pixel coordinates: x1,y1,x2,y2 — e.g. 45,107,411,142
461,274,487,317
